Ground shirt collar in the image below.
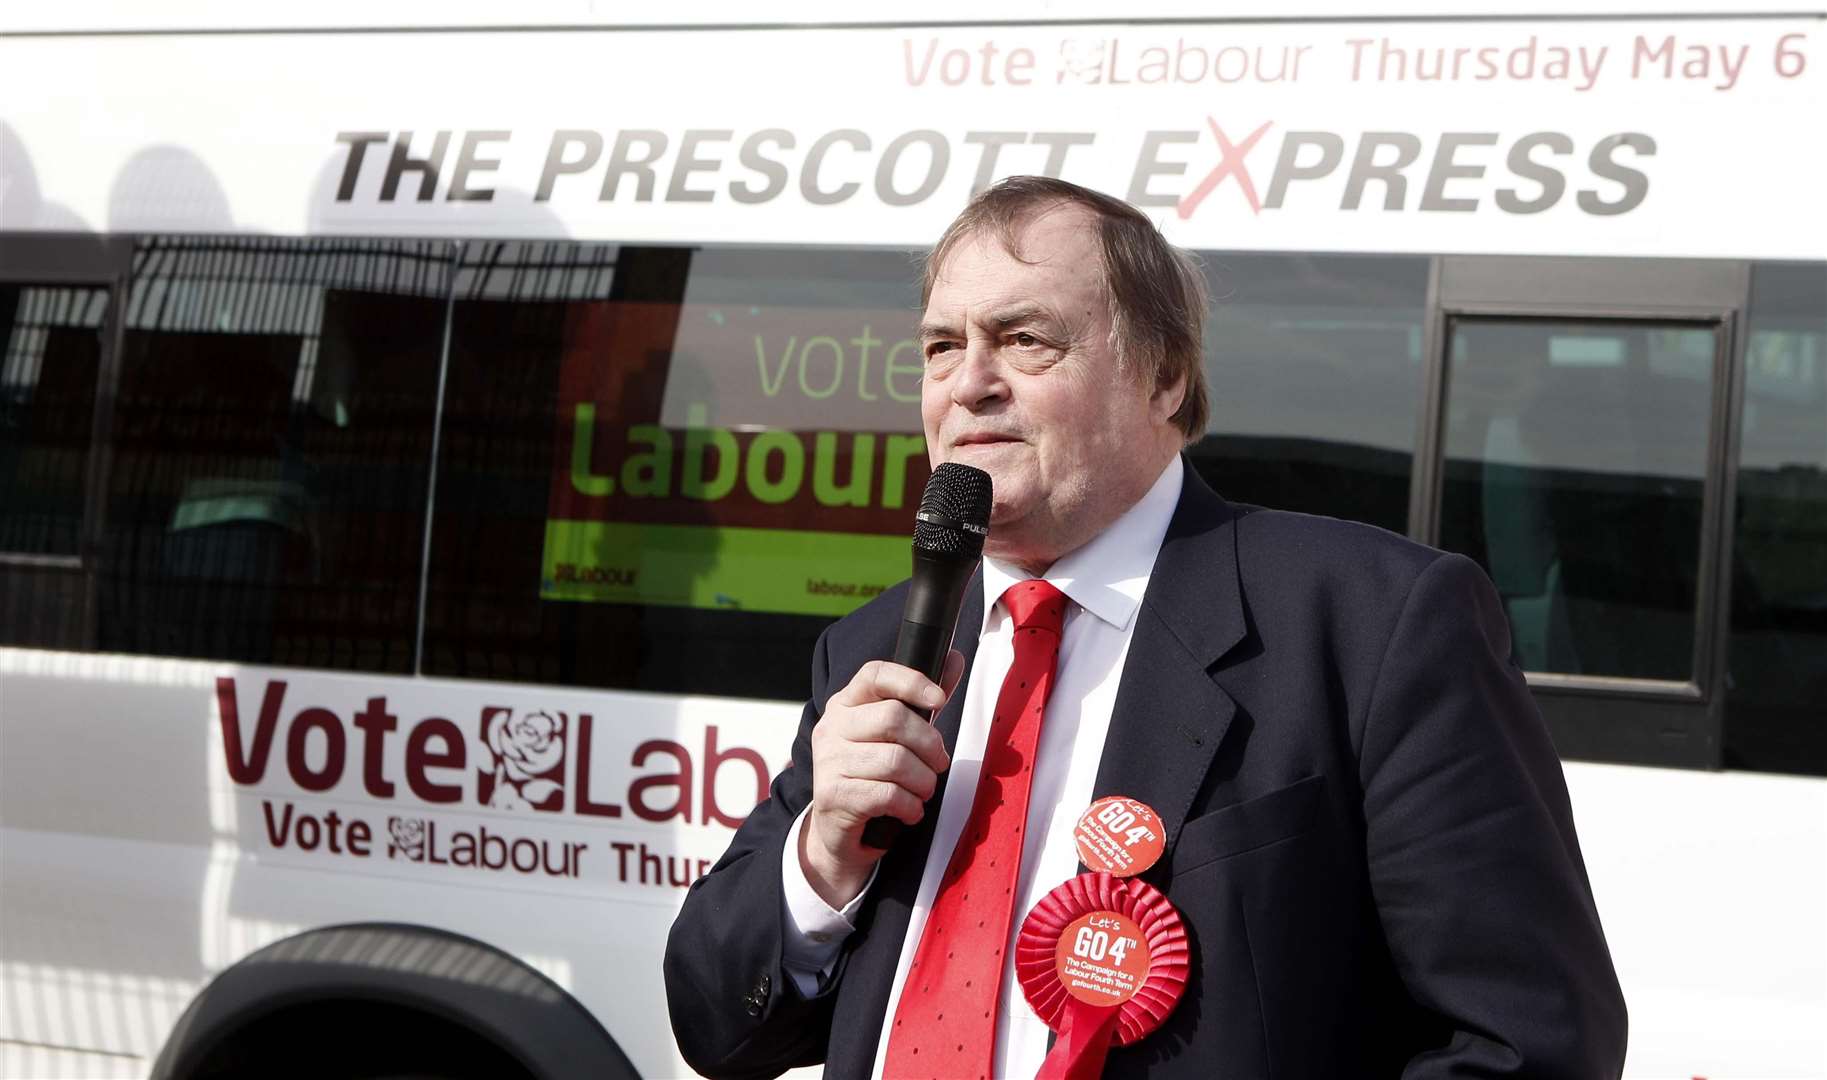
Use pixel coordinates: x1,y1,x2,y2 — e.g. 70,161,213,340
979,456,1184,635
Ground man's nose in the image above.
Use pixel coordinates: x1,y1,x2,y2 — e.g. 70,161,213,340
950,339,1007,411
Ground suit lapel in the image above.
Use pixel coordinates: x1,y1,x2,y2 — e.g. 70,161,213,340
1093,460,1248,855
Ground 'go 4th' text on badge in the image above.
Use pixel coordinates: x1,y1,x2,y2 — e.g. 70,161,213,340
1074,796,1164,877
1054,909,1151,1007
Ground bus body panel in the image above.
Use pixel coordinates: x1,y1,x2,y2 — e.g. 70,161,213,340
0,648,801,1076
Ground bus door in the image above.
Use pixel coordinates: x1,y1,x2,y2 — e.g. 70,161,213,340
1411,257,1750,769
0,234,128,652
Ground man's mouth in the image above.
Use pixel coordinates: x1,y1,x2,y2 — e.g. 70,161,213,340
953,433,1019,447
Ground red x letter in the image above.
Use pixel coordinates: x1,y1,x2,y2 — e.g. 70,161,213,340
1177,119,1274,220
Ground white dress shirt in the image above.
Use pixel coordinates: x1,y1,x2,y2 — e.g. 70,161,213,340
779,457,1184,1079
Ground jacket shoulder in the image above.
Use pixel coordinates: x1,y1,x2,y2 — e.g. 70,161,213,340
1227,504,1463,599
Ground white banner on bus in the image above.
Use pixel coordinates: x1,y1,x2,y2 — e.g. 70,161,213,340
207,666,799,904
1,19,1822,258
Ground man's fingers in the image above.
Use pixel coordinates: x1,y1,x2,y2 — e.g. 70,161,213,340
863,704,950,774
831,778,925,827
852,742,938,801
819,700,950,774
828,659,948,712
898,716,951,776
807,655,958,863
816,720,943,795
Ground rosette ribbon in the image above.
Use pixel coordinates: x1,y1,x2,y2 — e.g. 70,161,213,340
1015,871,1188,1080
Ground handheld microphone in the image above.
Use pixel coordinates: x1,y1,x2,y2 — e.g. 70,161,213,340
859,462,992,850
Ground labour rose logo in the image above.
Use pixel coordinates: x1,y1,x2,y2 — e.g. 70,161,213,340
388,817,427,861
478,707,566,812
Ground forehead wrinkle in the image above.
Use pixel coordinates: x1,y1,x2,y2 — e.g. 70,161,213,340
922,213,1105,346
987,302,1067,331
919,301,1073,345
917,317,959,342
996,213,1113,348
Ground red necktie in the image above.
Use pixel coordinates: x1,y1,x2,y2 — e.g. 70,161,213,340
883,579,1068,1080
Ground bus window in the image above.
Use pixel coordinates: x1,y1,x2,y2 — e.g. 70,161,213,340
1437,318,1717,682
0,283,107,560
1728,263,1827,776
95,236,450,670
1188,253,1427,534
0,283,108,650
421,242,927,699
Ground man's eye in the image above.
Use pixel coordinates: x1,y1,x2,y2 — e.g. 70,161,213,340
1012,332,1039,348
925,341,956,360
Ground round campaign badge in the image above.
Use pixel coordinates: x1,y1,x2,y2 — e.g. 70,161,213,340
1016,871,1188,1073
1054,910,1151,1007
1074,796,1165,877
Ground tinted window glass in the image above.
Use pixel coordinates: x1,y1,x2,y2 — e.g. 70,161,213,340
1188,253,1427,534
1438,318,1717,681
97,236,450,670
1727,262,1827,775
422,243,926,700
0,284,107,557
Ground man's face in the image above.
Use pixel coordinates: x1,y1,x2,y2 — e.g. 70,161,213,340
919,204,1183,569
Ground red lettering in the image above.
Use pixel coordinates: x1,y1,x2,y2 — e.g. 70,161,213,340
573,714,623,818
286,707,345,792
630,739,693,823
215,677,287,784
260,799,294,844
406,717,465,803
352,696,397,798
700,725,770,829
903,38,940,85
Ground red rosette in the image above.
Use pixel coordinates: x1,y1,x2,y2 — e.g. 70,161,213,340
1015,870,1188,1047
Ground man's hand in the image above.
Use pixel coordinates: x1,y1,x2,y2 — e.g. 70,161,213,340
800,651,965,909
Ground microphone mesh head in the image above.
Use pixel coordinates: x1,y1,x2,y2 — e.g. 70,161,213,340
913,463,993,559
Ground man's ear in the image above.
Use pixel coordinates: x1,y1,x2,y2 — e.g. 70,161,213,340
1151,371,1188,427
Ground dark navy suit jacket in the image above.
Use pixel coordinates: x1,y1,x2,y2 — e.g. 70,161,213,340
665,460,1627,1078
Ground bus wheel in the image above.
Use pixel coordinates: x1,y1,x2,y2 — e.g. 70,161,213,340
180,998,536,1080
151,923,640,1080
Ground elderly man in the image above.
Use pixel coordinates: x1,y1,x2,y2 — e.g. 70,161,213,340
665,176,1627,1078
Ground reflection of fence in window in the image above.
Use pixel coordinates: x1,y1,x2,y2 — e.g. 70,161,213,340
0,285,109,556
100,236,451,670
441,241,622,533
455,241,617,302
126,236,451,405
430,241,646,690
2,287,108,391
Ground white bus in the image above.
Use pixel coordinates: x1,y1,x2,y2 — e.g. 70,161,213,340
1,4,1822,1077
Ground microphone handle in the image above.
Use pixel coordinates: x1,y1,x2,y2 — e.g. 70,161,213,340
890,617,952,682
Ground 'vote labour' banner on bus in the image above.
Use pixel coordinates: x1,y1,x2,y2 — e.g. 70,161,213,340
540,300,930,616
1,20,1821,259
